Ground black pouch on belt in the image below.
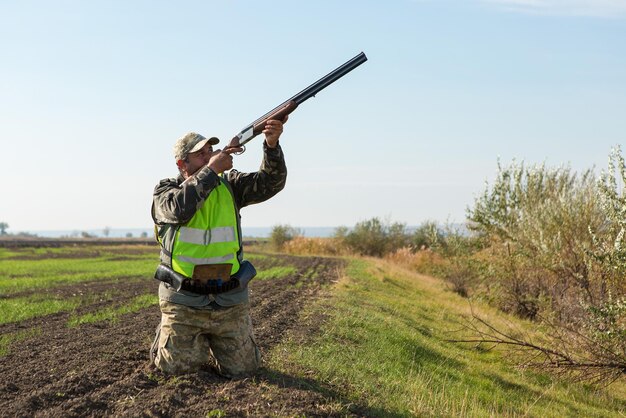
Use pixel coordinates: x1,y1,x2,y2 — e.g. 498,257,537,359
154,264,188,292
232,260,257,288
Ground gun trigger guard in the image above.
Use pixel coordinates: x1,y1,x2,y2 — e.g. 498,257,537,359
234,145,245,155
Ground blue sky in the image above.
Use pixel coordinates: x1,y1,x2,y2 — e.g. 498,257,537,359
1,0,625,233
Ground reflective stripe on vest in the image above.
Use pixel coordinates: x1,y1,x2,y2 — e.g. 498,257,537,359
178,226,236,245
171,179,241,278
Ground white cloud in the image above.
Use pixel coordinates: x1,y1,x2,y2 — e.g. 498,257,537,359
482,0,626,17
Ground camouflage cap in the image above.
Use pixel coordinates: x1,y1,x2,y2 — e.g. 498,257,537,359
173,132,220,161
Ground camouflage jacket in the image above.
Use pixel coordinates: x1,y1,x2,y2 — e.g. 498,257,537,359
152,142,287,226
151,141,287,307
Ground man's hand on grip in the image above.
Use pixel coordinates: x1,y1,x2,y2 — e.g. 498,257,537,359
207,147,243,174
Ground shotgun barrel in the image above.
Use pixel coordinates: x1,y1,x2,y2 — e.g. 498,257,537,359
227,52,368,150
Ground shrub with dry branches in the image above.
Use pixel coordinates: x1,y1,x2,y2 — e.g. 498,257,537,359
457,147,626,384
450,310,626,385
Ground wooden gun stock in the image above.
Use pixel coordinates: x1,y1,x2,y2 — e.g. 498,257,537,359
226,100,298,149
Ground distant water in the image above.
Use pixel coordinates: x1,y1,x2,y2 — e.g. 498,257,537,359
243,226,337,238
20,228,155,239
22,226,338,239
22,224,468,239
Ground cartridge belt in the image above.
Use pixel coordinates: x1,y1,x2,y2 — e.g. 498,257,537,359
182,277,240,294
154,261,257,295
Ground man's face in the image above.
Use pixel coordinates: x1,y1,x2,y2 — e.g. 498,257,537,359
178,142,214,178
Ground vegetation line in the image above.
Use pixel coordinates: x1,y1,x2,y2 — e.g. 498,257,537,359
254,266,296,281
67,294,158,327
269,257,626,417
0,296,82,325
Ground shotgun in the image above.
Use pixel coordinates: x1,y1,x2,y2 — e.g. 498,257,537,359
225,52,368,152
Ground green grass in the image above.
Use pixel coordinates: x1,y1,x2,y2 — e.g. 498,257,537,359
244,253,269,261
0,327,42,357
268,258,626,417
67,293,158,327
0,248,22,258
0,245,159,324
254,265,296,281
0,246,157,294
0,294,83,325
0,246,280,327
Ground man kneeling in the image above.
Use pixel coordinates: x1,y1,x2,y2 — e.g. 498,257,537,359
150,119,287,376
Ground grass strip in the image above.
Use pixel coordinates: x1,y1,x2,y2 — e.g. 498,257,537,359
244,253,269,261
0,248,22,258
0,256,156,294
269,258,626,417
0,288,132,325
0,327,42,357
254,266,296,281
67,293,158,327
0,295,82,325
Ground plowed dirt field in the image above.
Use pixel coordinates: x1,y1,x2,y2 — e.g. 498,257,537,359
0,244,362,417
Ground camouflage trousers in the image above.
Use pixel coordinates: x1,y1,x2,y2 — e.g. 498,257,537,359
153,300,261,377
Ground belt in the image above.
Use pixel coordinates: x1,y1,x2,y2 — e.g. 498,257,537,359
154,263,239,294
154,261,257,295
181,278,240,294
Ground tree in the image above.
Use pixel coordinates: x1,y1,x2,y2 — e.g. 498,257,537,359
0,222,8,235
269,224,302,250
103,226,111,237
343,217,409,256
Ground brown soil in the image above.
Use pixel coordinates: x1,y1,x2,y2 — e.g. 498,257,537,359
0,249,372,417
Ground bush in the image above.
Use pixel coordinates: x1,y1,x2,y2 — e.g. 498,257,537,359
340,217,410,257
467,159,604,318
269,224,303,250
591,146,626,290
338,219,484,296
411,220,443,250
456,149,626,383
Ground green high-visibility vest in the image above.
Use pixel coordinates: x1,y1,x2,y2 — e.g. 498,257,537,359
171,179,241,278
